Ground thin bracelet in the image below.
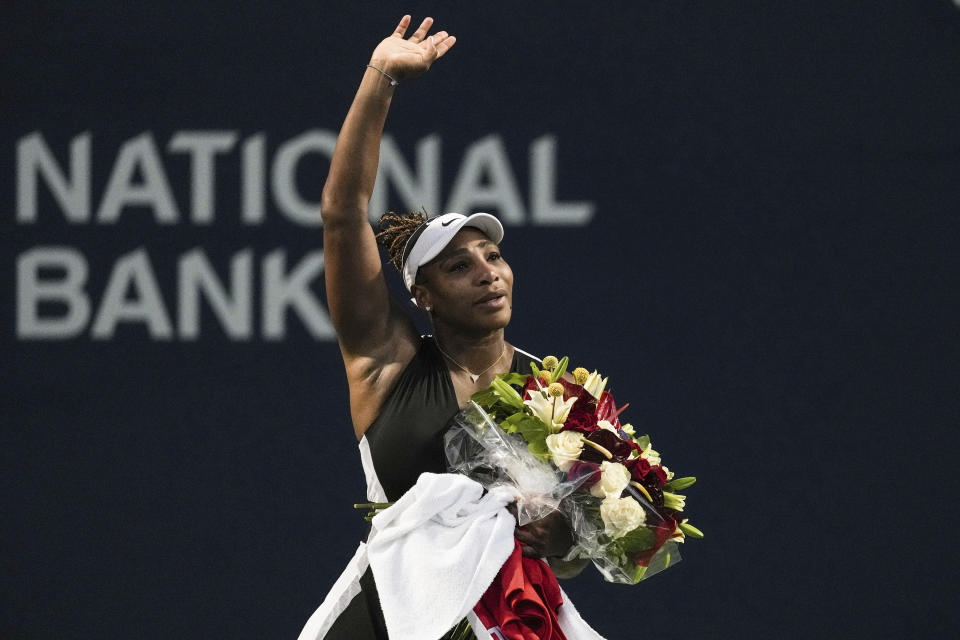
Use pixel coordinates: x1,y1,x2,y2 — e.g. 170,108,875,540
366,64,398,86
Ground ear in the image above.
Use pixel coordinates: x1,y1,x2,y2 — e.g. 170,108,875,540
411,284,433,312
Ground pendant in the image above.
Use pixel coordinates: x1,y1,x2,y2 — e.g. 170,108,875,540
470,374,480,383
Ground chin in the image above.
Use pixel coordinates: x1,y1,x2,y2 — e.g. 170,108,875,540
485,309,512,330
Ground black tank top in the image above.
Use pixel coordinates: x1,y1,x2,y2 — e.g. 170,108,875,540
364,336,538,500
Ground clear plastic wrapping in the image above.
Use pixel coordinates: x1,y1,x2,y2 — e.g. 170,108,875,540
444,401,584,525
445,400,684,584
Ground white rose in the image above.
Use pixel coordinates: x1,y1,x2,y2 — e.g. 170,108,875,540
589,461,631,498
545,431,584,471
600,496,646,539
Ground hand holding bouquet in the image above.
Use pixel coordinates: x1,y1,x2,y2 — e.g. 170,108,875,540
446,356,702,584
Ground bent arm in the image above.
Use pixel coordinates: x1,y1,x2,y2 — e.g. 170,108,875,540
322,16,456,357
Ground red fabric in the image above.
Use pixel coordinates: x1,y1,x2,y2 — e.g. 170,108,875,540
473,540,568,640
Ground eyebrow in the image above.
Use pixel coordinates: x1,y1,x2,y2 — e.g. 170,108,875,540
437,240,496,262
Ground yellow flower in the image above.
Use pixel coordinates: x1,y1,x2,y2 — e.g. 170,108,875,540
572,367,589,385
547,383,564,397
541,355,559,371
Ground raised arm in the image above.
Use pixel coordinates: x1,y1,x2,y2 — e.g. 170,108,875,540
321,16,456,359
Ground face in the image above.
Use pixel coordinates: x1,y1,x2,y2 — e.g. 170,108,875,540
413,228,514,333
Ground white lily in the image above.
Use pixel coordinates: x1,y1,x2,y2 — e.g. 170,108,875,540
524,389,577,431
582,370,608,399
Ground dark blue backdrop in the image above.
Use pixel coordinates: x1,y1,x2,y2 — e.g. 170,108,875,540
3,2,958,638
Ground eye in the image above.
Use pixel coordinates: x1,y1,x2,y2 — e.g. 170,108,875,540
449,261,469,272
487,251,501,261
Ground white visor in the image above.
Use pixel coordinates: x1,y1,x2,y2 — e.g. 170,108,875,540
401,212,504,291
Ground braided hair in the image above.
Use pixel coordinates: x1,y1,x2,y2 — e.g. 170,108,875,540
375,210,429,273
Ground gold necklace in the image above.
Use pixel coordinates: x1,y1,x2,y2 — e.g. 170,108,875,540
435,340,506,383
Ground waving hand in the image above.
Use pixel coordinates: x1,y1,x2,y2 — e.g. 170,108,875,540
369,15,457,81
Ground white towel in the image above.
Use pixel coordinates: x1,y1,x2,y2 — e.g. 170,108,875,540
365,472,607,640
367,472,516,640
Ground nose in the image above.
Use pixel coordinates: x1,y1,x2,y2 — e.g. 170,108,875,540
476,261,498,285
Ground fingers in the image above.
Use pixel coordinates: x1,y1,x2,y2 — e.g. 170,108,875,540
514,527,544,557
394,15,456,64
392,15,411,38
407,16,434,43
514,526,534,543
417,32,455,66
433,34,456,59
515,530,543,558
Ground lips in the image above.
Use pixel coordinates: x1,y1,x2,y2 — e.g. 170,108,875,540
475,291,506,305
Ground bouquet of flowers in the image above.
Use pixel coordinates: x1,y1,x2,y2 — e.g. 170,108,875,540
444,356,702,584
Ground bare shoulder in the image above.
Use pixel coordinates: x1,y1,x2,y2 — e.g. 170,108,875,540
341,304,421,439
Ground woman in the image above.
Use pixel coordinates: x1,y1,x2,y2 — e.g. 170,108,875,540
303,16,579,640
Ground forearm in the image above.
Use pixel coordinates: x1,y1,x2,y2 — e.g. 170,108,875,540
320,67,396,224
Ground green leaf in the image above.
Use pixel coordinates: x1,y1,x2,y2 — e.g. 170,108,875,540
501,412,552,461
553,356,569,383
679,522,704,539
498,411,522,433
634,434,651,450
470,388,500,408
610,526,657,556
504,412,546,437
663,476,696,492
527,437,551,462
497,372,530,387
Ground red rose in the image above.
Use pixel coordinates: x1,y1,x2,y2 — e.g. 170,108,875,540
566,461,601,488
521,375,551,399
648,465,668,486
626,456,651,482
560,409,599,434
